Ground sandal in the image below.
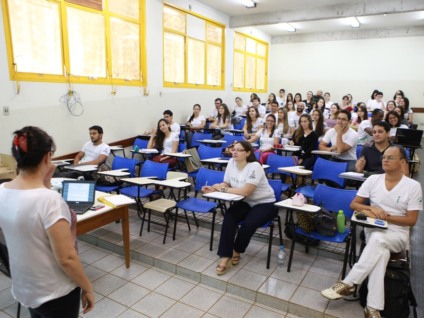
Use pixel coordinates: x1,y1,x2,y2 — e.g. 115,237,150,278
232,255,241,266
216,258,232,276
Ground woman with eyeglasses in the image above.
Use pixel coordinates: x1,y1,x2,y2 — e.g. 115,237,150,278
243,106,264,139
246,114,280,164
290,114,318,170
202,141,277,275
0,127,95,317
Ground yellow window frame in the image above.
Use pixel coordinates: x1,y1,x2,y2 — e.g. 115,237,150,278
163,3,225,90
233,31,268,93
1,0,147,87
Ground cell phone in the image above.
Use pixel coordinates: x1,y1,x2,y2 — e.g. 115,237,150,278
90,205,104,211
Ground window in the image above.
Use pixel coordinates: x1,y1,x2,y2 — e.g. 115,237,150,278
2,0,146,86
163,4,225,90
233,32,268,93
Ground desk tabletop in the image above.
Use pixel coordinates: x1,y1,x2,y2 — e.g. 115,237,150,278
162,152,192,158
131,148,159,154
273,145,301,152
52,160,71,167
109,145,124,150
351,213,388,229
278,166,312,175
197,139,227,144
203,192,244,201
225,129,244,134
275,198,321,213
201,157,230,164
121,176,157,185
97,169,130,177
339,172,366,182
76,191,115,221
64,164,98,172
153,179,192,188
311,150,340,156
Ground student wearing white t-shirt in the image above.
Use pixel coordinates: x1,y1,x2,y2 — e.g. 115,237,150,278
163,110,181,136
185,104,206,148
243,106,264,139
202,141,278,275
246,114,280,164
357,109,384,145
252,97,266,118
319,109,358,171
0,126,94,317
322,146,422,317
148,119,179,167
74,125,110,165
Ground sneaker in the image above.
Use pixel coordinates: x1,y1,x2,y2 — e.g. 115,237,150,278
364,306,381,318
321,281,355,300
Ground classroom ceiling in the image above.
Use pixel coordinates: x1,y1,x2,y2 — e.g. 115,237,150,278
195,0,424,37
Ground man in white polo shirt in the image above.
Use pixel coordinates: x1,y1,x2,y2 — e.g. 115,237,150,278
74,125,110,165
319,109,358,171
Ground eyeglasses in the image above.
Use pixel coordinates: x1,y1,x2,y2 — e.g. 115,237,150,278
232,148,246,153
380,155,403,161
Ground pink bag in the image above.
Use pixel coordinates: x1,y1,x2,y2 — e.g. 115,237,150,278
292,193,306,207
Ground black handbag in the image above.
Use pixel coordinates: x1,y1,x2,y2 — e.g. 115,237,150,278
313,209,337,236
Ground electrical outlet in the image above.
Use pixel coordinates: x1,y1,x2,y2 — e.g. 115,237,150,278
3,106,9,116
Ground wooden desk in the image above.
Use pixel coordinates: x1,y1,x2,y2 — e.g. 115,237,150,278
77,192,132,268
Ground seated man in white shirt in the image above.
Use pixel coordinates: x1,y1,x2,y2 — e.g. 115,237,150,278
74,125,110,165
252,97,266,118
322,145,422,318
288,102,305,129
357,109,384,145
276,88,286,108
163,110,181,136
319,109,358,171
208,98,222,121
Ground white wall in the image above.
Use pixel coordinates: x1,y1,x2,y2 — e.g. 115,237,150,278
269,36,424,108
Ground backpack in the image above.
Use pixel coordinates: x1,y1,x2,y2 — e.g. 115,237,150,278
359,259,417,318
93,164,122,186
182,148,202,173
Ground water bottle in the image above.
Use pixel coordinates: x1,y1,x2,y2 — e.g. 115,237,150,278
337,210,345,233
133,145,139,153
277,245,285,268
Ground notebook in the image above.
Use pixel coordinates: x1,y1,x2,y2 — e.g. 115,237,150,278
62,180,96,214
394,128,423,148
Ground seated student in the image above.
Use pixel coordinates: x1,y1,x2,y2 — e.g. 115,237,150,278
394,106,410,127
148,119,179,167
356,121,409,176
288,101,306,129
246,114,280,164
232,97,247,126
209,103,233,139
319,109,358,171
357,109,384,145
243,106,264,139
202,141,278,275
290,114,318,170
252,97,266,118
208,98,222,121
74,125,110,166
268,101,279,121
185,104,206,148
163,110,180,136
322,145,422,318
325,103,340,129
386,110,409,141
311,109,327,141
276,107,292,142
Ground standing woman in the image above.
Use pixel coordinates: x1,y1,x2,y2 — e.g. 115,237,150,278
247,114,280,164
148,119,179,167
185,104,206,148
243,106,264,139
202,141,277,275
210,103,233,139
0,127,94,317
290,114,318,170
311,109,326,141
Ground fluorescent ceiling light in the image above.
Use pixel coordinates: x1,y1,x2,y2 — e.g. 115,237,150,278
242,0,256,8
278,23,296,32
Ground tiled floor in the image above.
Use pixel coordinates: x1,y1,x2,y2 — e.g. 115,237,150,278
0,203,366,318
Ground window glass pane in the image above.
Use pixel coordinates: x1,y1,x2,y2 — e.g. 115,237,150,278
256,58,265,90
110,18,139,80
245,38,256,54
206,23,222,43
257,42,266,57
67,7,106,77
207,44,221,86
163,6,185,33
164,32,184,83
233,52,244,88
8,0,62,74
187,38,205,84
109,0,138,19
245,55,255,89
187,15,205,41
234,33,245,51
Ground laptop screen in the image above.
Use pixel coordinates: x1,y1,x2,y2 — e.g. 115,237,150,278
62,180,96,204
395,128,423,147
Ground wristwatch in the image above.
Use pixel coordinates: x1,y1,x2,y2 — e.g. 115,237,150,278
220,187,227,193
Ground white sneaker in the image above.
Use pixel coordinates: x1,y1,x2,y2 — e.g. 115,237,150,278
321,281,355,300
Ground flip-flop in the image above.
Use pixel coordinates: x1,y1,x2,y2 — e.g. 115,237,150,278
216,258,232,275
232,255,241,266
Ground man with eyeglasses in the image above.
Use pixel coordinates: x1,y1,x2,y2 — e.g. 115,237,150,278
208,98,222,121
319,109,358,171
322,145,422,318
356,121,409,176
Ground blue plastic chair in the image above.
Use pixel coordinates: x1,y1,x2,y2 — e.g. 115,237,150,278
266,154,294,192
233,117,246,130
287,184,358,278
176,168,225,250
197,144,223,160
295,157,348,198
222,134,244,146
131,138,149,161
120,160,169,218
95,156,139,193
356,144,363,159
191,132,213,148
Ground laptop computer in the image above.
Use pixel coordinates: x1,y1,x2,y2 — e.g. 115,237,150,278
62,180,96,214
394,128,423,148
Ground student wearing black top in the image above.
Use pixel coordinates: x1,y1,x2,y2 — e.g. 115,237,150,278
290,114,318,170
